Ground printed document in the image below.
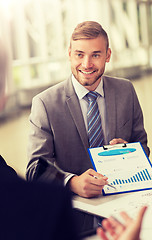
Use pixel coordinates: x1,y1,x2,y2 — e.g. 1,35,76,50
88,142,152,195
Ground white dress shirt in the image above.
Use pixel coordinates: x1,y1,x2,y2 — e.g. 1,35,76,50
72,74,108,143
64,75,109,186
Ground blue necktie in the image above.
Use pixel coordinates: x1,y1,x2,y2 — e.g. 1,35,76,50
86,91,104,148
86,91,105,227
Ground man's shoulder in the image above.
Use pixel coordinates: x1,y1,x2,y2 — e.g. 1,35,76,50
0,155,17,178
103,75,133,88
103,75,131,83
38,79,66,96
34,76,72,100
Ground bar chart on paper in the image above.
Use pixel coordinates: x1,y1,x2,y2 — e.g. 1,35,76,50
88,142,152,195
112,169,152,185
104,167,152,195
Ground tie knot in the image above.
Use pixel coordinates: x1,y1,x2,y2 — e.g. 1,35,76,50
86,91,98,102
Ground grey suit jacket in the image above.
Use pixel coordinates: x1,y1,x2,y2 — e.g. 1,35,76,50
26,75,149,182
26,75,149,233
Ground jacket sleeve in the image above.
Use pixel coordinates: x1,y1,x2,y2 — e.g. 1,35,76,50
0,155,17,177
130,83,150,157
26,96,65,183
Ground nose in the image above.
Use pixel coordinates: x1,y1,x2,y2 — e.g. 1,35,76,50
81,56,93,69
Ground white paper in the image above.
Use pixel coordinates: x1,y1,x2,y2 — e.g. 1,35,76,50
93,190,152,240
73,190,152,240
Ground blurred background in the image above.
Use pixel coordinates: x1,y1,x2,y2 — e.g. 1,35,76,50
0,0,152,178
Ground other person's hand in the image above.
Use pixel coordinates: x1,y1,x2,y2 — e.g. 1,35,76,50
97,206,147,240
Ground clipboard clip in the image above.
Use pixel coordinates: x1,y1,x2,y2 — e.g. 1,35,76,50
103,143,127,150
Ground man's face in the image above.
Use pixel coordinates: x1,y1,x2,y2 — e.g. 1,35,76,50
68,36,111,91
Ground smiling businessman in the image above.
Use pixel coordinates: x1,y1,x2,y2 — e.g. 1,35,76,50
26,21,149,232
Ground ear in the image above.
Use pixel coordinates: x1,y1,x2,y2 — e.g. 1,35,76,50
106,48,111,62
68,47,71,58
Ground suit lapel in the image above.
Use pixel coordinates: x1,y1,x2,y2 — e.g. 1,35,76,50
65,77,89,151
65,76,117,147
103,76,116,142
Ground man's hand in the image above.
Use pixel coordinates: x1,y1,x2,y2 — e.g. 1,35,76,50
97,206,147,240
69,169,108,198
109,138,128,145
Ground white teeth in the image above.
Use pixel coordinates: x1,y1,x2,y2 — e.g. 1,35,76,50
81,70,94,74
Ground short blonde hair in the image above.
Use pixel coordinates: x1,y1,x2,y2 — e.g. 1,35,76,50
71,21,109,50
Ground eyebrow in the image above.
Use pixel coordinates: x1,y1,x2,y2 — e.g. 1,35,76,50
74,50,102,53
92,51,102,53
74,50,84,53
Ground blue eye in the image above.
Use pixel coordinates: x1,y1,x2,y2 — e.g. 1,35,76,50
77,53,83,57
93,54,99,58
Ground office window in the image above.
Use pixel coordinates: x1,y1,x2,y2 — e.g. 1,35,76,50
0,0,151,108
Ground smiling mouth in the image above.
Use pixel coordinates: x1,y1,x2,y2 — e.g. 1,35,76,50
79,70,96,75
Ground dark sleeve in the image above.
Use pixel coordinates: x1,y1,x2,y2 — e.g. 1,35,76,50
0,155,17,177
26,157,64,185
52,187,79,240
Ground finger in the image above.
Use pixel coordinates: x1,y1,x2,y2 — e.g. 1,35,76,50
108,216,126,233
102,219,119,238
109,138,128,145
109,139,116,145
87,168,99,176
84,189,103,198
120,211,133,224
95,173,108,180
97,227,109,240
91,174,108,181
88,169,108,180
90,175,109,187
135,206,147,227
82,182,104,197
89,182,105,192
120,206,147,227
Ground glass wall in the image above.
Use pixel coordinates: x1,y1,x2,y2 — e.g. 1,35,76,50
0,0,152,109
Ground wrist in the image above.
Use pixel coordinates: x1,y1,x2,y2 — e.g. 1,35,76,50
68,175,78,194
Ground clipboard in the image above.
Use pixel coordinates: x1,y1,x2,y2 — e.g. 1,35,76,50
88,142,152,195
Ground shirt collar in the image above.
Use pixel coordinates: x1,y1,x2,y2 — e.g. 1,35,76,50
72,74,104,100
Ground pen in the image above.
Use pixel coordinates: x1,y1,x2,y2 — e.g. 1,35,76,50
107,184,116,190
93,175,116,190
